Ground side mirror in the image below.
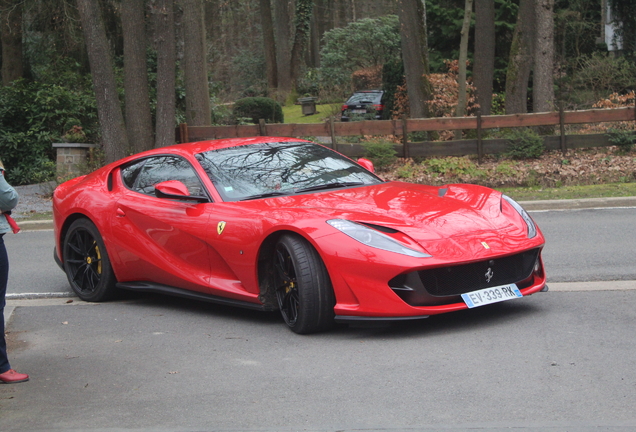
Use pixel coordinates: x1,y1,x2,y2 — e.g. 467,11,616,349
154,180,208,203
357,158,375,173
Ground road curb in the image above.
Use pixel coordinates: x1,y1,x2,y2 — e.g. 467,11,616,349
16,219,54,231
520,196,636,211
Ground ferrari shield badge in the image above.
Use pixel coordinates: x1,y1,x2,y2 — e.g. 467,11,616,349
481,241,490,249
217,221,227,235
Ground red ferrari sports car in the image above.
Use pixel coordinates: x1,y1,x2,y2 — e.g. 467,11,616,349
53,137,547,333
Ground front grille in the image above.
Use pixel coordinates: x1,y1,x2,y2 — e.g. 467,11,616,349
389,248,541,306
419,249,540,296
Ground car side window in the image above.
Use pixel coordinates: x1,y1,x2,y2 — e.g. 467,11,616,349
121,156,206,197
121,160,145,189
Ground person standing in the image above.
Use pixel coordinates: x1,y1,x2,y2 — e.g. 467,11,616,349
0,160,28,384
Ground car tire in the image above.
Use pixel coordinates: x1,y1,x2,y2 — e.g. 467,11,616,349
63,218,118,302
273,234,335,334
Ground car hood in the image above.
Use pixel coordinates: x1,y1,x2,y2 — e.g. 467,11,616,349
245,182,531,251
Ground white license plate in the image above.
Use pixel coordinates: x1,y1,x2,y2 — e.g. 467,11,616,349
352,109,366,114
461,284,522,308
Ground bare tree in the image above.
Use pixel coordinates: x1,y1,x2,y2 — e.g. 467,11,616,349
122,0,154,153
505,0,536,114
0,0,23,85
76,0,129,163
473,0,495,115
260,0,278,93
151,0,176,147
273,0,292,97
289,0,314,95
397,0,432,119
180,0,211,126
455,0,473,123
534,0,554,114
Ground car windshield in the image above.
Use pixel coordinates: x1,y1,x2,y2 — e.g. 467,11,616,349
195,142,383,201
346,92,382,104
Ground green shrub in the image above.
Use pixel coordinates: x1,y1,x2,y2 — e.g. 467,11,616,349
503,128,545,160
232,97,284,124
361,139,397,171
607,128,635,154
424,156,479,177
0,79,98,185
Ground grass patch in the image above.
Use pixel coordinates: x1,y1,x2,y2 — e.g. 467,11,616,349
282,103,342,124
500,182,636,201
15,211,53,222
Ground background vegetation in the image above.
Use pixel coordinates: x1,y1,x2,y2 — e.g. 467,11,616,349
0,0,634,185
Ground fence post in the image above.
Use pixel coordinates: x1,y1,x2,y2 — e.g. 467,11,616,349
179,123,189,144
329,117,337,150
477,109,483,164
259,119,267,136
402,117,409,158
559,104,567,155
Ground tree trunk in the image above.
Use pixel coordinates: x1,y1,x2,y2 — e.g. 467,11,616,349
289,0,314,95
455,0,473,118
397,0,432,119
533,0,554,114
122,0,154,153
274,0,292,97
505,0,536,114
260,0,278,93
152,0,176,147
473,0,495,115
76,0,129,163
0,0,23,85
180,0,211,126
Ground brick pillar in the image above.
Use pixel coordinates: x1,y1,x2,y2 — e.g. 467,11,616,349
52,143,99,177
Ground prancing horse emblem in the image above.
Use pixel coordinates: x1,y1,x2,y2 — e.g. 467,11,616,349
217,221,227,235
485,267,494,283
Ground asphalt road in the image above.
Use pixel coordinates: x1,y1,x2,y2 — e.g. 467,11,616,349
1,204,636,431
5,230,71,298
532,207,636,282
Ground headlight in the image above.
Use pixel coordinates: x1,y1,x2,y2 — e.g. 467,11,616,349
502,195,537,238
327,219,431,258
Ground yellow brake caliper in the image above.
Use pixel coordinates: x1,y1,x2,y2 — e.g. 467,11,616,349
88,241,102,275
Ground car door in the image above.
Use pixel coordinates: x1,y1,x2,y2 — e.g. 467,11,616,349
109,155,216,293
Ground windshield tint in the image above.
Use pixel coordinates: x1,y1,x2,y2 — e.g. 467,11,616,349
195,142,382,201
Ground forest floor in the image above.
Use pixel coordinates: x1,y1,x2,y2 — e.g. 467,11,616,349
381,146,636,197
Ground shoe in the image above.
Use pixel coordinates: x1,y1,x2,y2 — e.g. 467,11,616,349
0,369,29,384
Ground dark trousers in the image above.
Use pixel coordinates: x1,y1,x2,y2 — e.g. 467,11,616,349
0,234,10,373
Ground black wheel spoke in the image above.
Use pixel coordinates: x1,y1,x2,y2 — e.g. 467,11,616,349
63,219,116,302
66,227,102,294
274,243,300,326
272,235,335,334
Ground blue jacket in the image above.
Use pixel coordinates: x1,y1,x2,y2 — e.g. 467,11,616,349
0,174,19,234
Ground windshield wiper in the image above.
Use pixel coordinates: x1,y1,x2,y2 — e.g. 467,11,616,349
295,181,366,193
241,191,290,201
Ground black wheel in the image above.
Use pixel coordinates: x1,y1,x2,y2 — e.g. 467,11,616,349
273,234,335,334
63,218,117,302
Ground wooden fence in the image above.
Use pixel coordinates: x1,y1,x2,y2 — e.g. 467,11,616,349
176,106,636,160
